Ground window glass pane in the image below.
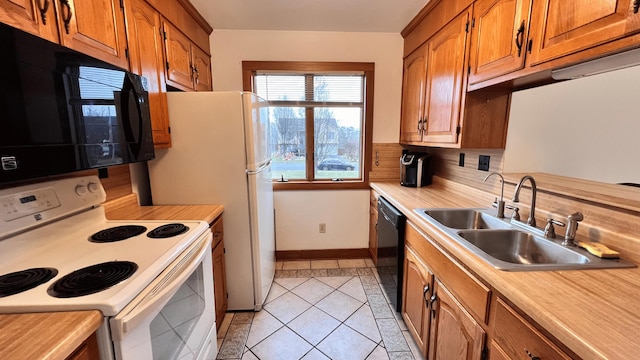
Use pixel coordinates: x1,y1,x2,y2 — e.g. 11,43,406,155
314,107,362,180
270,106,306,180
255,75,305,101
314,75,363,102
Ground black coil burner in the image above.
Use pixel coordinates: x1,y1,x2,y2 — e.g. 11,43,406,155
0,268,58,297
147,223,189,238
47,261,138,298
90,225,147,243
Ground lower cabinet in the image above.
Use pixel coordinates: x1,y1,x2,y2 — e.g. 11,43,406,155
429,280,486,360
402,246,433,355
66,332,100,360
210,216,227,330
401,220,576,360
491,298,572,360
369,190,379,264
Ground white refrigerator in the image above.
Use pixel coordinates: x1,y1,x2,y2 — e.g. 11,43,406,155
148,91,275,311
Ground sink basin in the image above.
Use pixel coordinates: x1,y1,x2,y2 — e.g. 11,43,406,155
413,207,636,271
415,208,511,230
457,230,589,265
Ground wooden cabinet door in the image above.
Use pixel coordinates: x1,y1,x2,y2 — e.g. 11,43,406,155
125,0,171,148
468,0,533,84
423,8,471,145
428,280,485,360
56,0,128,69
527,0,640,65
402,247,433,355
213,239,227,328
163,21,194,91
192,45,212,91
400,42,428,144
0,0,58,42
211,217,227,329
369,204,378,264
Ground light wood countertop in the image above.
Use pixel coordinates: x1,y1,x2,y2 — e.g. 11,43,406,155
0,310,102,360
371,179,640,360
103,194,224,223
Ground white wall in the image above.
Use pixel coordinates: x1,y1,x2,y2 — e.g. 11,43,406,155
504,64,640,184
210,30,404,251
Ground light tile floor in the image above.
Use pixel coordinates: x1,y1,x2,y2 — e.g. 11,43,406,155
216,259,423,360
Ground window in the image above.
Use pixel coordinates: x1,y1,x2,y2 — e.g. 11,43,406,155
243,61,374,190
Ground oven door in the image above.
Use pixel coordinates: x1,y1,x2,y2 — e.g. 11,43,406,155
109,232,216,360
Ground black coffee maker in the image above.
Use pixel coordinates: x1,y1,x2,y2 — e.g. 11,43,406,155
400,152,432,187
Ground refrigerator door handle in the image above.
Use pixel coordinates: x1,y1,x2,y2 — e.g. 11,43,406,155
246,159,271,175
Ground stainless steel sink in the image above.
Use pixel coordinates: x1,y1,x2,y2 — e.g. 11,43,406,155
416,208,511,230
413,208,636,271
457,230,589,266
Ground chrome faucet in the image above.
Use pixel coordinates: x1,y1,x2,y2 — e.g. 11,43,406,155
562,212,584,246
483,172,505,218
512,175,537,227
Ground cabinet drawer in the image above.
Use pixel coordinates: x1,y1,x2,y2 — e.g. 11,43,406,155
494,298,571,360
210,216,223,248
405,222,491,323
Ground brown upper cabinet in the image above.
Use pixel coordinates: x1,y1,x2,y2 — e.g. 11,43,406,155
468,0,533,85
163,21,212,92
124,0,172,148
0,0,128,68
464,0,640,89
401,5,511,148
527,0,640,65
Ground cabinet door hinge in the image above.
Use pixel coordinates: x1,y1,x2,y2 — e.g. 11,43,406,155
165,61,170,71
471,18,475,28
124,47,129,60
456,125,461,135
468,65,471,75
168,126,171,134
465,21,469,33
162,30,167,40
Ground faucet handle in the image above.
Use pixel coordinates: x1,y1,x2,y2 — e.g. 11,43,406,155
506,204,520,221
544,218,565,239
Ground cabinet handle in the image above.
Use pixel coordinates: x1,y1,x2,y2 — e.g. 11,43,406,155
422,284,430,305
634,0,640,14
213,231,222,238
430,294,437,318
193,66,200,84
59,0,73,34
417,119,423,132
37,0,50,25
525,349,540,360
422,117,428,134
515,20,525,57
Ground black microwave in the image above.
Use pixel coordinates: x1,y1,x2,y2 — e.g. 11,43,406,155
0,23,154,184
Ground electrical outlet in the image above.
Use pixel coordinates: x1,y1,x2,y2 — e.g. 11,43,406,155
319,223,326,233
459,153,465,167
478,155,490,171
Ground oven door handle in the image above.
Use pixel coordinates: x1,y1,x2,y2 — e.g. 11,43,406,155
110,233,212,340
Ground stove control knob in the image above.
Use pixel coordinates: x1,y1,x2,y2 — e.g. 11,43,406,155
75,185,88,196
87,182,100,193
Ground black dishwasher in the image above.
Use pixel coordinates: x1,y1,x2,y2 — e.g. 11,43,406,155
376,196,406,312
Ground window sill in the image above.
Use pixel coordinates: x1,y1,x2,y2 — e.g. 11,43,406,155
273,181,370,191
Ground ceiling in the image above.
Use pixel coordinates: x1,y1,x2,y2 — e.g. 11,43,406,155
189,0,430,33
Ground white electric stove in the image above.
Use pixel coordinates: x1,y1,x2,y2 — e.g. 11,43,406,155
0,176,217,360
